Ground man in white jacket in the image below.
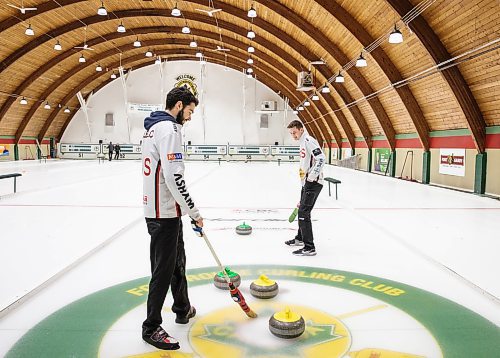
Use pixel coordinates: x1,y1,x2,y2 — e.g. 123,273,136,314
141,86,203,350
285,120,325,256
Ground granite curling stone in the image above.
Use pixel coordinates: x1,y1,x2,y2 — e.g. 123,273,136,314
213,267,241,290
269,307,305,339
235,222,252,235
250,274,279,299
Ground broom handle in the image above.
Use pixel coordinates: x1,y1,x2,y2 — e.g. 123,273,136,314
201,231,231,283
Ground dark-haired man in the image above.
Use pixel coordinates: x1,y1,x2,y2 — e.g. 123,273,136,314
141,86,203,350
285,120,325,256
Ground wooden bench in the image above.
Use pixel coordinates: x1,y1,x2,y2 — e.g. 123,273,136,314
324,177,341,200
0,173,22,194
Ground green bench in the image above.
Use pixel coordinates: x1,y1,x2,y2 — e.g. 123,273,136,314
324,177,341,200
0,173,22,194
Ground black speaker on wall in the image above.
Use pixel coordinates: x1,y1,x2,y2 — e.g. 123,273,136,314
188,141,192,145
99,140,103,144
274,141,279,145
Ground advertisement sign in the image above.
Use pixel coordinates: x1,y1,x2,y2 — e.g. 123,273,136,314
374,148,391,172
439,148,465,176
128,103,162,113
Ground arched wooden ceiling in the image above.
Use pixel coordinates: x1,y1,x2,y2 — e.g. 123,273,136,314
0,0,497,152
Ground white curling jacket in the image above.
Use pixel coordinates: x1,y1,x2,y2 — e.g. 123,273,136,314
142,111,201,220
298,131,326,186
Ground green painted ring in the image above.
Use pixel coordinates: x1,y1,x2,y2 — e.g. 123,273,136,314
6,265,499,357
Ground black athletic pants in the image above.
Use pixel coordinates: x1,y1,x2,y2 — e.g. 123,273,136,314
296,181,323,250
142,217,191,335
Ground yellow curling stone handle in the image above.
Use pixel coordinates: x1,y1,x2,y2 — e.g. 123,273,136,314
273,307,301,322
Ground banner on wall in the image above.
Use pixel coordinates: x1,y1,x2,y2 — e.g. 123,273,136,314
374,148,391,172
0,145,9,156
439,148,465,176
175,74,198,97
128,103,162,113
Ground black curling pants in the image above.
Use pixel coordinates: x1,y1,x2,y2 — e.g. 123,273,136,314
295,181,323,250
142,217,191,335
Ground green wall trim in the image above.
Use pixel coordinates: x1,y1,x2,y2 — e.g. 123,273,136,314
474,153,487,194
355,137,365,142
486,126,500,134
367,148,372,173
389,150,396,177
372,135,387,140
422,151,431,184
342,138,349,143
395,133,419,139
429,129,471,137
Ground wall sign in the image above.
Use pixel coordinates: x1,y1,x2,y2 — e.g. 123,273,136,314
439,148,466,176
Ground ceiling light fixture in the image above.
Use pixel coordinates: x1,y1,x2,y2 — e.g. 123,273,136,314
20,97,28,105
247,68,253,73
335,71,344,83
312,93,319,101
171,3,181,16
298,106,304,111
195,51,203,58
110,72,117,79
247,28,255,39
248,5,257,18
133,37,141,47
96,64,103,72
117,22,126,33
389,25,403,44
356,52,367,67
145,50,153,57
182,26,191,34
44,101,51,110
25,24,34,36
248,46,255,53
189,40,197,48
79,54,86,63
293,110,298,114
54,40,62,51
64,107,71,113
247,58,254,64
321,84,330,93
97,1,107,16
304,100,310,106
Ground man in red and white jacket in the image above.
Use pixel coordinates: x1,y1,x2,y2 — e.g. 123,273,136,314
285,120,325,256
141,86,203,351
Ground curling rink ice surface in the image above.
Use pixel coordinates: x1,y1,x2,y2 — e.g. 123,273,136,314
0,159,499,358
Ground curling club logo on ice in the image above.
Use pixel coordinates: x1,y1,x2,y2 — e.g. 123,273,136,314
190,302,350,358
175,74,198,97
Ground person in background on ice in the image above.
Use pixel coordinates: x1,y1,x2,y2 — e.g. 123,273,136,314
114,143,120,160
108,141,113,161
285,120,325,256
141,86,203,351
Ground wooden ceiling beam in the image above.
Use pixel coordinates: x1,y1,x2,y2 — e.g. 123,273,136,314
8,25,343,146
0,6,361,147
386,0,485,153
314,0,429,150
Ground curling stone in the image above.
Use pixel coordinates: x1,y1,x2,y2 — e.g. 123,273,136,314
269,307,305,339
235,222,252,235
250,274,279,299
213,267,241,290
269,307,306,339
